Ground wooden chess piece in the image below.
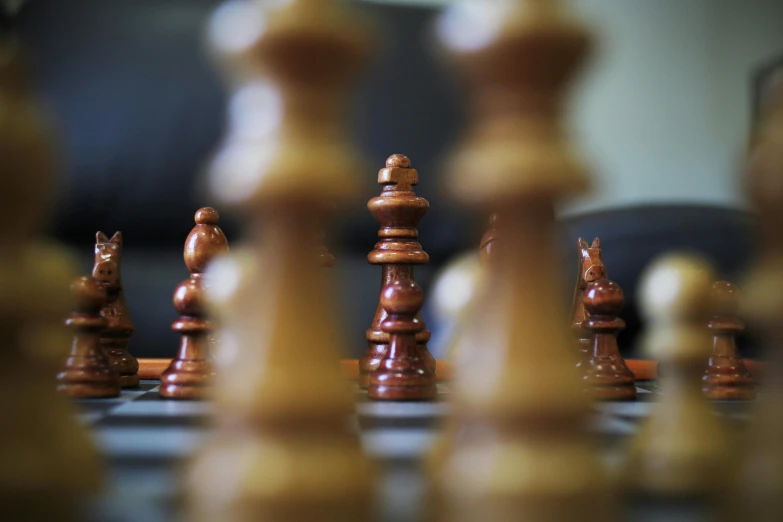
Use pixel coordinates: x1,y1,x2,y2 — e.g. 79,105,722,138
160,207,228,400
360,154,434,389
478,212,498,266
57,276,121,398
581,279,636,400
430,2,617,521
623,254,731,500
702,280,757,400
0,35,103,522
93,231,138,387
726,84,783,522
187,1,374,520
369,279,437,400
571,238,607,366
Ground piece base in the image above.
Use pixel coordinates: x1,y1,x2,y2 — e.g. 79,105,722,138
119,374,140,388
159,383,210,400
57,382,121,399
368,383,438,401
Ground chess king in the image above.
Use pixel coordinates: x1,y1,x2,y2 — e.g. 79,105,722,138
93,231,139,387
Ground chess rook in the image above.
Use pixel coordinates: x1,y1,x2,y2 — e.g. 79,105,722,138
187,1,374,520
369,279,437,401
57,276,121,398
623,254,731,499
361,154,434,389
702,281,756,400
431,1,616,521
160,207,228,400
93,231,138,387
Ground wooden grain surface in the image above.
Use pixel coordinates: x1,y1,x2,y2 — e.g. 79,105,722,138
138,358,762,382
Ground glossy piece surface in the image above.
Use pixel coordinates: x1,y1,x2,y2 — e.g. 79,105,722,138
369,280,437,401
361,154,434,389
571,237,606,364
581,278,636,400
702,281,757,400
93,230,138,387
160,207,228,400
57,276,120,398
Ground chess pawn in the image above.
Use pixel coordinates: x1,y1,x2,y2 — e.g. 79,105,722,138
581,279,636,400
57,276,121,398
702,281,757,400
94,231,139,387
623,254,732,500
361,154,434,388
160,207,228,399
369,280,437,401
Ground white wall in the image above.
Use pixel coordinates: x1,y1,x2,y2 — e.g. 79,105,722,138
565,0,783,215
362,0,783,215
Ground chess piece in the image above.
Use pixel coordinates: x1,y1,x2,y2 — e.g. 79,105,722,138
623,254,731,500
702,281,756,400
187,1,374,521
0,35,102,522
727,84,783,522
581,279,635,400
360,154,434,389
57,276,121,398
571,238,607,365
93,231,138,387
478,212,498,266
430,2,616,521
369,279,437,400
160,207,228,400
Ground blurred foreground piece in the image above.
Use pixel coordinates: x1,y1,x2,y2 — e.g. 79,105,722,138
431,1,617,520
731,85,783,522
0,37,103,521
702,281,756,400
160,207,229,400
581,279,636,400
93,231,138,387
57,276,120,398
361,154,434,389
186,1,374,521
369,280,437,400
623,255,731,502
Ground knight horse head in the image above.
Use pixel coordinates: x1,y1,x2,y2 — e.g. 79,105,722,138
571,237,606,330
93,231,123,291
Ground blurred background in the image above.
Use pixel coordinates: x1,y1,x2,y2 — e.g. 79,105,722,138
13,0,783,358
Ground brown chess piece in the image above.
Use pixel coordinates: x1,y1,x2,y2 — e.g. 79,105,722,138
93,231,138,387
702,280,757,400
160,207,229,400
581,278,636,400
571,237,607,366
57,276,121,398
360,154,435,389
369,279,437,401
478,212,498,266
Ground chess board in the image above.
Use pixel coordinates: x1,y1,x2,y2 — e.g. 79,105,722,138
73,377,753,522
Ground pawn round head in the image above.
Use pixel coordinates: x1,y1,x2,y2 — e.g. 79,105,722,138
381,279,424,316
711,280,740,316
173,279,206,317
71,276,106,313
584,279,623,317
386,154,410,169
195,207,220,226
640,254,715,323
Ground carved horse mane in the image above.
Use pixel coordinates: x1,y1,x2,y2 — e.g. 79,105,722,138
569,237,606,333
